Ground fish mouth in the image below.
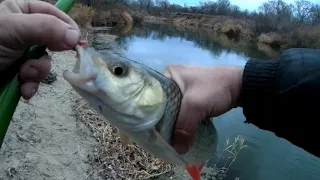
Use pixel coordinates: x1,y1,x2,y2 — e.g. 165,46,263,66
62,45,98,94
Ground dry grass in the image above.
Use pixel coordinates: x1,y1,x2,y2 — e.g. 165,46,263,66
281,25,320,49
91,4,133,28
72,99,175,180
149,14,255,41
131,11,148,25
69,3,95,29
258,32,283,47
257,42,281,57
46,1,133,29
69,2,142,31
257,26,320,50
217,19,253,41
145,13,320,50
72,96,247,180
214,135,247,180
143,15,170,24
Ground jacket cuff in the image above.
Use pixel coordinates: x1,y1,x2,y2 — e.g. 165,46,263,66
239,59,279,123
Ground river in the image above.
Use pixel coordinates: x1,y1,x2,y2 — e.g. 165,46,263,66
99,23,320,180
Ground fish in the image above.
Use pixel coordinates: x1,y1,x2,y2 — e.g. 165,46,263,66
63,45,218,180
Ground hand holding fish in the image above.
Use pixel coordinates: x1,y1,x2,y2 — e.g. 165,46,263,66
163,65,243,154
63,46,223,180
0,0,81,99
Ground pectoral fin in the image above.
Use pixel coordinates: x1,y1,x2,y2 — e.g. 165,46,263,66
118,130,132,146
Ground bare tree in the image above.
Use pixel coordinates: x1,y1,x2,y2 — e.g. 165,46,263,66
309,4,320,25
294,0,313,23
216,0,231,15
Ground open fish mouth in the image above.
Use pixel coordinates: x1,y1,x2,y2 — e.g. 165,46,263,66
62,45,98,94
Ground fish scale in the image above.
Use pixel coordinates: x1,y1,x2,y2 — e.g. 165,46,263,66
155,74,218,167
155,78,182,144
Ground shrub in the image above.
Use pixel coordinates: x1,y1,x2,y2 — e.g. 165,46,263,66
69,3,95,29
258,32,283,48
91,4,133,28
281,25,320,49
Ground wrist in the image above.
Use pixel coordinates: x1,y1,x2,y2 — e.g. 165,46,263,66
229,67,244,108
239,59,279,108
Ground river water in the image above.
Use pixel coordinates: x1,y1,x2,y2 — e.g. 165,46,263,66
103,23,320,180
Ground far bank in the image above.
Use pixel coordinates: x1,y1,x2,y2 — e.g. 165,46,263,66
143,13,320,52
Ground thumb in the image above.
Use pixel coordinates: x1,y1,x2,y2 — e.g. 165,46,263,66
0,13,80,51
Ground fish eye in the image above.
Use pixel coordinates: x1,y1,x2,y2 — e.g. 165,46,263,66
112,64,127,76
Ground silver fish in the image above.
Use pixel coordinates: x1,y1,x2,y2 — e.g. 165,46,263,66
63,45,218,180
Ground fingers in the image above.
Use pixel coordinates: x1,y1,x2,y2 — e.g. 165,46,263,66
17,0,79,30
164,65,196,153
171,89,205,154
21,81,40,100
1,13,80,51
19,54,51,100
164,65,208,154
0,0,80,50
1,0,79,30
19,54,51,82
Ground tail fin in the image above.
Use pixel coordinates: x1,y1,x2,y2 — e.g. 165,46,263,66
184,163,205,180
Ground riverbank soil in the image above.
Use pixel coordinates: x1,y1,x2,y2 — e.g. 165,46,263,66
0,50,103,180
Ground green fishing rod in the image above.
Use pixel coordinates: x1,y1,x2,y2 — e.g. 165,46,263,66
0,0,77,149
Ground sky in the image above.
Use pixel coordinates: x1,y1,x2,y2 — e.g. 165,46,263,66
170,0,320,11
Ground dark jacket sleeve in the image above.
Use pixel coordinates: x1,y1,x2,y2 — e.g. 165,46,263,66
239,48,320,158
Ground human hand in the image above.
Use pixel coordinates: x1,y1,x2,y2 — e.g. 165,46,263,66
163,65,244,153
0,0,81,99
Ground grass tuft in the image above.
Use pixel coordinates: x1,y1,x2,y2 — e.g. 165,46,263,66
214,135,247,180
73,99,175,180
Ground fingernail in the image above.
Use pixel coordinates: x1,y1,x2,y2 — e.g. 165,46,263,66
27,87,36,98
65,29,80,48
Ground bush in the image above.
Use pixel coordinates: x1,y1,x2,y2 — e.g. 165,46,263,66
281,25,320,49
131,11,146,25
91,4,133,28
70,1,144,29
258,32,283,47
69,3,95,29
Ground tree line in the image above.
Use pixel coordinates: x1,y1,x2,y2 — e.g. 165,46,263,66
78,0,320,35
81,0,319,27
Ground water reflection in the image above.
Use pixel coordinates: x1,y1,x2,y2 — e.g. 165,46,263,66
114,23,280,63
102,23,320,180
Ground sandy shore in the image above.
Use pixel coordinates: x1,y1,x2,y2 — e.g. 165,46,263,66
0,49,103,180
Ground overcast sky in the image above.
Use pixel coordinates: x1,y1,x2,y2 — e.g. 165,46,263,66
170,0,320,11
